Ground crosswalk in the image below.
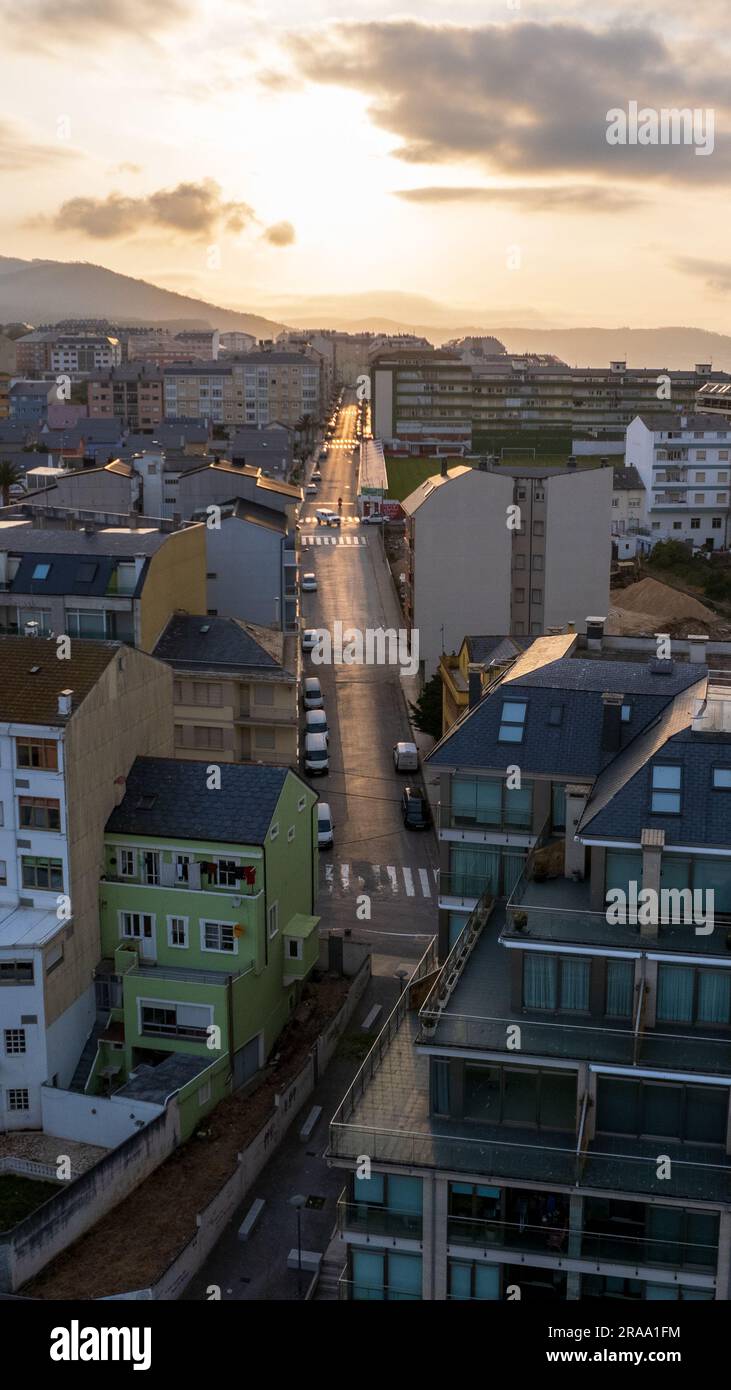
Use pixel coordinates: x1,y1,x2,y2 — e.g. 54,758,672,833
321,862,439,899
302,534,367,547
300,515,360,525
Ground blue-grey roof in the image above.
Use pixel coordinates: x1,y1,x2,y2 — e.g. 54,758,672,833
9,551,129,597
106,756,297,845
427,658,706,779
116,1052,211,1103
465,635,530,665
153,614,284,673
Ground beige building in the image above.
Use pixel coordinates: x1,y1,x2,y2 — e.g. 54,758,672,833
153,613,300,764
402,461,613,677
0,637,173,1128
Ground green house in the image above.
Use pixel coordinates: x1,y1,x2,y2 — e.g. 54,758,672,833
91,757,319,1119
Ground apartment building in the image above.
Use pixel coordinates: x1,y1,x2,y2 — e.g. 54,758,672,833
0,638,173,1130
235,350,322,428
163,364,239,425
0,516,206,651
87,367,165,431
153,614,299,764
199,500,300,634
611,464,647,536
9,382,57,425
219,331,256,354
371,350,731,445
16,331,121,374
626,413,731,550
331,630,731,1301
401,462,612,677
90,758,319,1099
126,329,219,364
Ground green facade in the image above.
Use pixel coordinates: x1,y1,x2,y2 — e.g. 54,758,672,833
95,771,319,1116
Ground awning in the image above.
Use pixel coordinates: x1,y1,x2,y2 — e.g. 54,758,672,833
283,913,320,939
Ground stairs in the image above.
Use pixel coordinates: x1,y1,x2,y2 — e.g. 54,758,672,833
68,1020,105,1093
313,1258,342,1301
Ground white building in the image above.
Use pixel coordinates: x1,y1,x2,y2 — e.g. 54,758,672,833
626,413,731,549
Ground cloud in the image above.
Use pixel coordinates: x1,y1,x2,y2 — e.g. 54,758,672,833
286,20,731,184
0,0,191,46
395,184,643,212
110,162,142,175
49,180,256,240
263,220,296,246
674,256,731,292
0,118,76,171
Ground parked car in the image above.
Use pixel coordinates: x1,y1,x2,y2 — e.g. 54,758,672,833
319,448,328,460
303,676,324,709
311,469,322,481
361,512,385,524
401,784,431,829
317,801,334,848
305,482,318,495
304,731,329,775
301,571,317,592
315,508,340,526
306,708,329,742
301,628,318,652
393,740,419,772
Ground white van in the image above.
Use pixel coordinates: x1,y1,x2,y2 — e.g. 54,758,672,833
317,802,334,848
303,676,324,710
393,741,419,772
315,508,340,527
304,732,329,775
306,708,329,742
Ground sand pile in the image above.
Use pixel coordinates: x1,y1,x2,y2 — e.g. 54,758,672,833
613,577,715,623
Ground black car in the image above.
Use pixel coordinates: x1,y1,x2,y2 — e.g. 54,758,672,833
401,784,431,829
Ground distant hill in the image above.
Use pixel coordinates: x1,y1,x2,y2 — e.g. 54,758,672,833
0,258,285,338
489,326,731,372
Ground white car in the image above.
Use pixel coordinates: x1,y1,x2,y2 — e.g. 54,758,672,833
304,731,329,775
301,572,317,592
361,512,385,525
301,629,318,652
311,469,322,481
317,801,334,848
305,482,318,495
393,741,419,772
303,676,324,709
315,508,340,527
306,708,329,742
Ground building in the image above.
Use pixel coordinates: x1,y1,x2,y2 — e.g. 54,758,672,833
92,758,319,1098
153,613,300,764
371,347,473,448
356,438,387,518
0,516,206,651
438,635,530,735
230,423,293,478
401,461,613,677
331,629,731,1301
87,367,165,431
126,329,219,364
0,637,173,1130
9,382,57,425
197,500,300,634
219,331,256,355
16,330,122,374
611,463,647,536
626,414,731,550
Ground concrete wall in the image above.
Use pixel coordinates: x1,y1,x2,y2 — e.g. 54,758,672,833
139,524,207,651
544,469,612,634
205,516,284,626
33,468,137,514
40,1083,162,1146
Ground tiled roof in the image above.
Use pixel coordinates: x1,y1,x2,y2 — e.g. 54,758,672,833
0,635,120,723
0,519,168,554
106,756,300,845
153,614,292,676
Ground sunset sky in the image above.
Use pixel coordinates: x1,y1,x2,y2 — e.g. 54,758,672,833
1,0,729,329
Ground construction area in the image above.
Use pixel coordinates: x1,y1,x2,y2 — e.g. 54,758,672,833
608,576,731,639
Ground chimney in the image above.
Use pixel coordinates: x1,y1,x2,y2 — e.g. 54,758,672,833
128,511,138,530
566,621,576,634
687,633,709,665
57,689,73,717
586,616,606,652
601,691,624,751
467,663,485,710
440,458,449,477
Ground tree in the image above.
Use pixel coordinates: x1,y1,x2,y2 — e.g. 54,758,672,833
0,460,22,506
650,538,692,569
409,672,443,740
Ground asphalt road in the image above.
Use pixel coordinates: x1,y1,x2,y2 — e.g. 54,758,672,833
299,392,438,960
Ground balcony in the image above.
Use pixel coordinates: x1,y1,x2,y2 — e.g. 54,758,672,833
337,1199,423,1241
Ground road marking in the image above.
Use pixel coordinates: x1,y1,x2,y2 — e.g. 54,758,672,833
301,536,367,547
402,866,415,897
386,865,399,895
371,864,381,891
419,868,431,897
340,863,350,891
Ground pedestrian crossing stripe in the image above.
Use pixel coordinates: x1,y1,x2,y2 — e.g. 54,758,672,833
301,515,360,524
301,535,367,546
320,863,439,898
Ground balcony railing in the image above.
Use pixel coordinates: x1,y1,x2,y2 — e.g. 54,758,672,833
337,1200,423,1240
444,1213,717,1270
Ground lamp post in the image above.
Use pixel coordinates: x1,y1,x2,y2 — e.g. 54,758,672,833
289,1193,307,1298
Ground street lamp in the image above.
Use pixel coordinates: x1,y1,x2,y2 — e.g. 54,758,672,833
289,1193,307,1297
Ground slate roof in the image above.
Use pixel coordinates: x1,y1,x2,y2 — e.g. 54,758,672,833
106,757,299,845
115,1052,211,1103
464,635,531,665
153,614,294,677
612,465,644,491
427,656,707,779
0,520,168,555
0,635,120,723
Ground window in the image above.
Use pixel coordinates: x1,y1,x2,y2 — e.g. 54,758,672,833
657,964,731,1026
0,860,6,886
533,520,544,536
16,738,58,770
621,704,632,723
691,518,700,529
298,795,307,812
193,726,224,749
464,1063,576,1130
713,517,722,528
0,961,33,984
531,588,543,604
596,1076,727,1144
268,902,279,939
254,685,275,706
175,854,190,883
270,822,279,841
713,768,731,790
18,797,61,831
451,776,532,830
21,856,63,891
651,764,681,814
514,554,526,570
523,954,590,1012
6,1088,30,1112
532,554,544,571
4,1029,26,1055
287,937,302,960
31,563,51,581
287,826,295,843
212,859,238,887
255,728,276,749
119,912,153,941
605,960,635,1018
498,700,527,743
167,916,188,949
119,848,135,877
514,588,526,603
142,851,159,885
202,920,236,953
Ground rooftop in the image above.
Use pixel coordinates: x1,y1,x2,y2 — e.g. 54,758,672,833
106,756,305,845
0,903,67,949
153,614,296,678
115,1052,212,1105
0,635,120,724
0,518,171,555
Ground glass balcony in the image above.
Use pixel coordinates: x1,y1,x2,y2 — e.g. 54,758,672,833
337,1200,422,1240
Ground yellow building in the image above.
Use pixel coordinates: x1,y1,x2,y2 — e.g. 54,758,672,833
438,635,530,735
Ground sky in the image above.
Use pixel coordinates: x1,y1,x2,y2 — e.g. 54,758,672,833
1,0,730,330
